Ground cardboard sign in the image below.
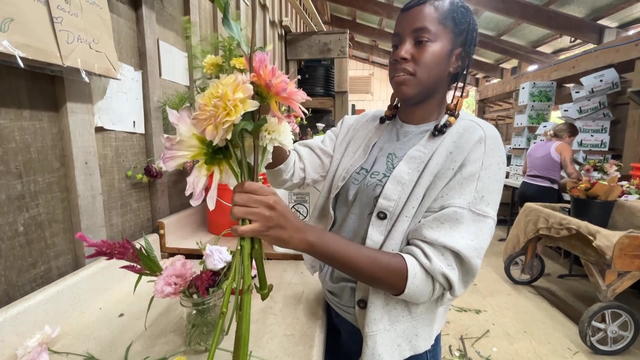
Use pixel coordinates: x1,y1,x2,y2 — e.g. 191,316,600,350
48,0,119,78
0,0,63,65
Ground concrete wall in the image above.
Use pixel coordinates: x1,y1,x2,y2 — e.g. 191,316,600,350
0,0,311,307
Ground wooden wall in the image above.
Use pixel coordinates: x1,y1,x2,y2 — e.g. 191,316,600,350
0,0,312,307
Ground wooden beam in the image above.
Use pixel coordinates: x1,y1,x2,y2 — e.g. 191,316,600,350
331,14,555,66
286,0,316,31
532,0,637,53
478,34,640,100
330,15,391,43
329,0,400,19
493,0,561,39
311,0,330,23
286,30,349,60
351,40,390,60
302,0,327,31
467,0,611,44
477,33,556,65
471,58,503,79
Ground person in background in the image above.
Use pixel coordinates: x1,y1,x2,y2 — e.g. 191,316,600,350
518,122,581,207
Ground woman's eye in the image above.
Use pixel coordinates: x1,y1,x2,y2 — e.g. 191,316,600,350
415,39,430,46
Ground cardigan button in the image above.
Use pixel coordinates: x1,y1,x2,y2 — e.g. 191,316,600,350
376,211,388,220
356,298,368,310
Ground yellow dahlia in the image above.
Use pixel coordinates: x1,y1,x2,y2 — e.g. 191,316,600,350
202,55,223,76
230,57,247,70
193,73,259,146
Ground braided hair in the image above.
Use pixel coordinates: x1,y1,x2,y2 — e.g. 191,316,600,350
380,0,478,136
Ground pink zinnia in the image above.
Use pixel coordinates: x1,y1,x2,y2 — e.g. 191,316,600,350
75,232,139,263
154,255,195,298
251,52,310,121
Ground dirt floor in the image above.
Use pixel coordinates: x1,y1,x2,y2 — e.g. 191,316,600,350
442,226,640,360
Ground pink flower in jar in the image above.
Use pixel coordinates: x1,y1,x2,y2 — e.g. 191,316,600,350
154,255,195,298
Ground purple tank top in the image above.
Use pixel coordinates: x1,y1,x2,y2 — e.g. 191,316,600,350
524,140,562,188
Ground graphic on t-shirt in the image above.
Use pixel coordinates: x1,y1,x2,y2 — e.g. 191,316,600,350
351,152,401,192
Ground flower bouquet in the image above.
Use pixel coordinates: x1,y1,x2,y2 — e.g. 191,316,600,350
75,233,232,351
620,178,640,200
158,1,309,359
580,159,622,182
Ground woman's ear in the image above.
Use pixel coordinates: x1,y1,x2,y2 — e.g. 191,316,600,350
448,48,463,77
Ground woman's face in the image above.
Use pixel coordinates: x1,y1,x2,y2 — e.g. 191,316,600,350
389,4,462,106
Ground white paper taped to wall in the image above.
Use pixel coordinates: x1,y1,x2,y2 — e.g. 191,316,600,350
158,40,189,86
92,62,145,134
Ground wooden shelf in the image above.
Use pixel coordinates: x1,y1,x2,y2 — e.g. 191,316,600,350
302,97,334,111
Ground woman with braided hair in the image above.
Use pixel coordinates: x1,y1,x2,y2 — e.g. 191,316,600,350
231,0,506,359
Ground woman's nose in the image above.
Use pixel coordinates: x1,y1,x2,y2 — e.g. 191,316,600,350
392,42,411,62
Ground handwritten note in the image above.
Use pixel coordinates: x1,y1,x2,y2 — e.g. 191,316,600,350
0,0,63,65
48,0,119,78
93,63,145,134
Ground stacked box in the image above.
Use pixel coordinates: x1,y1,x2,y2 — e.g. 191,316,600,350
560,68,620,152
510,127,530,149
514,104,552,127
518,81,557,106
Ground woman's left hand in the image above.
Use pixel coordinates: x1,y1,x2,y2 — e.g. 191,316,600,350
230,181,310,251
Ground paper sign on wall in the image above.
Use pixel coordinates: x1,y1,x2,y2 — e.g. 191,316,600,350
158,40,190,86
0,0,63,65
92,63,145,134
48,0,120,78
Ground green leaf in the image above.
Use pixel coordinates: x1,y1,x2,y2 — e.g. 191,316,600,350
144,235,160,263
124,341,134,360
133,274,143,294
210,0,249,54
144,296,155,330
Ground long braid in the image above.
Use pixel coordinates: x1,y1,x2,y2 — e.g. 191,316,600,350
380,0,478,137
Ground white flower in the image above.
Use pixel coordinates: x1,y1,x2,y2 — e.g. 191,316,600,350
203,244,232,271
16,325,60,360
260,116,294,152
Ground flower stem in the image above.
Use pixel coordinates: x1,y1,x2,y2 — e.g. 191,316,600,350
251,238,272,301
207,250,239,360
233,235,253,359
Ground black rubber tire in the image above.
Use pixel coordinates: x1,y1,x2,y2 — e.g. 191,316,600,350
504,250,545,285
578,302,639,355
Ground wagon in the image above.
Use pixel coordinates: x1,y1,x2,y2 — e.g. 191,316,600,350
503,202,640,355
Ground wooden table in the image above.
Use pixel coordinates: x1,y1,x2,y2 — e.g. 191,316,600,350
0,235,325,360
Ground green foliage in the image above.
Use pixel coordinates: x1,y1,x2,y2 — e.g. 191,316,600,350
161,90,193,135
529,89,553,103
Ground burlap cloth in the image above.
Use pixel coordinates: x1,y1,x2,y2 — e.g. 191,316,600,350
503,201,640,264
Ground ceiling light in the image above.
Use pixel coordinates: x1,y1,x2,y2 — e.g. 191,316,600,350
527,64,539,72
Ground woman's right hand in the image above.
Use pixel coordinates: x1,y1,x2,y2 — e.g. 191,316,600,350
557,143,581,180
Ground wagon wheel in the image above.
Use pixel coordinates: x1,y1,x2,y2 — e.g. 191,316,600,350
504,250,545,285
579,302,640,355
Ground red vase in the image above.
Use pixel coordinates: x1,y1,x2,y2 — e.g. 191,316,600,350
206,173,270,236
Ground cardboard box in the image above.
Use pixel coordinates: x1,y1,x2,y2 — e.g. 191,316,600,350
530,136,546,146
509,165,524,175
514,104,552,127
571,68,621,101
508,172,524,182
560,95,608,119
511,127,530,149
575,120,611,135
510,153,525,166
578,108,614,122
573,134,610,151
518,81,557,106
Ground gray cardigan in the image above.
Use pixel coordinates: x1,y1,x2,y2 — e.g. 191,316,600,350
266,110,506,359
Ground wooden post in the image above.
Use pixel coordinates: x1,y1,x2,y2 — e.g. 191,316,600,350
137,0,171,223
622,59,640,172
56,77,107,266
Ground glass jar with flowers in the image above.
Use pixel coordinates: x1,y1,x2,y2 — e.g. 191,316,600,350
75,233,232,352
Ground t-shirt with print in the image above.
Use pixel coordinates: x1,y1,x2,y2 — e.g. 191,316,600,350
319,117,437,325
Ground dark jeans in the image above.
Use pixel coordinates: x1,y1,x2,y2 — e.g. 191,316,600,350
324,302,441,360
517,180,561,208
